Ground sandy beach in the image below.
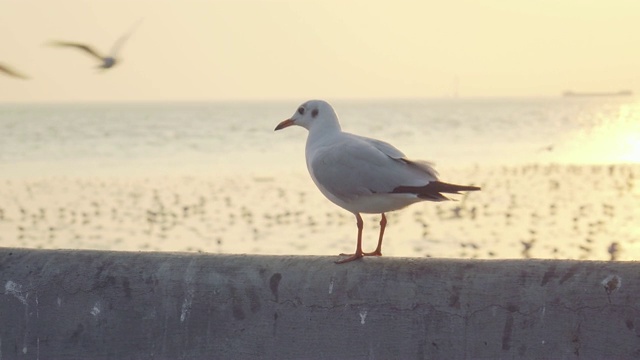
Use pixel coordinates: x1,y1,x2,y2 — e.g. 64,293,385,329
1,163,638,260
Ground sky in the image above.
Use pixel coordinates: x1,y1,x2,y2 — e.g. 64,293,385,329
1,0,639,102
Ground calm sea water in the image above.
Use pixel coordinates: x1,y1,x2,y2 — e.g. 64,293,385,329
1,97,639,260
1,97,638,177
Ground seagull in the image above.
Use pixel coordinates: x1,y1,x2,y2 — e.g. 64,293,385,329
0,62,29,79
48,19,142,70
275,100,481,264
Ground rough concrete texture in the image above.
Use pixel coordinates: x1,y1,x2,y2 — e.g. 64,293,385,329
1,247,639,359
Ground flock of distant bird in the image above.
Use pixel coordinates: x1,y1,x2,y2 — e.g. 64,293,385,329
1,20,142,80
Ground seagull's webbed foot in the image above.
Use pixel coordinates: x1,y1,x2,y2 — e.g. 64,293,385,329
339,250,381,257
362,250,382,256
335,252,364,264
336,213,366,264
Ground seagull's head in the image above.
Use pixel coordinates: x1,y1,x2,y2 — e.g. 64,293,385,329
274,100,340,132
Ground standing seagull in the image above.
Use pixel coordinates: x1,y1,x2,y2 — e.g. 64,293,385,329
274,100,481,264
0,62,29,79
48,19,142,70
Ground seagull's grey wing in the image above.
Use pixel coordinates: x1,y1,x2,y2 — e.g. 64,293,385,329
108,33,131,58
353,135,406,160
0,63,29,79
109,19,143,57
49,41,104,60
310,135,438,201
354,134,439,178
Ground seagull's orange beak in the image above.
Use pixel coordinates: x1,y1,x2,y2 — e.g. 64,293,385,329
274,118,295,131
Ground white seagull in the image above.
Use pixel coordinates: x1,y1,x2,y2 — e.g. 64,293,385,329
275,100,481,264
48,19,142,70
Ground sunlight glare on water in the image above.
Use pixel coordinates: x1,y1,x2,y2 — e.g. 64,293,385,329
558,101,640,164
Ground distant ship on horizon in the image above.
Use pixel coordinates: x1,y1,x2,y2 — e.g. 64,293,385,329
563,90,633,97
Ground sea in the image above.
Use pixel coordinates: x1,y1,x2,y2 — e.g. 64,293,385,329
1,97,639,260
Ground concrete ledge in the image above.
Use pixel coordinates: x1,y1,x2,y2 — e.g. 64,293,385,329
1,248,639,359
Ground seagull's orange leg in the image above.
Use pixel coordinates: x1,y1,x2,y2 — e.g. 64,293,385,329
364,213,386,256
336,213,365,264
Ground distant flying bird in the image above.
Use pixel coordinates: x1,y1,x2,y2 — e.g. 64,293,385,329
48,19,142,70
538,144,555,152
0,62,29,79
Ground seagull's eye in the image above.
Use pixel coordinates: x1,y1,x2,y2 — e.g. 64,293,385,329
297,107,305,115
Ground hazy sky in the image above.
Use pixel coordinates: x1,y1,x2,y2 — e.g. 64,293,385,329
1,0,639,102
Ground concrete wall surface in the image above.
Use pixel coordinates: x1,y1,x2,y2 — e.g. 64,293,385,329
1,247,639,359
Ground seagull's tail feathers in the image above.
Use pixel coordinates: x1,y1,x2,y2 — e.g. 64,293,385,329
392,181,481,202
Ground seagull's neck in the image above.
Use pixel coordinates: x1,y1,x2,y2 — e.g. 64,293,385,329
306,120,342,146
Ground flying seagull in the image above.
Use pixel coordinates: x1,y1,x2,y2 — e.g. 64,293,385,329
48,19,142,70
0,62,29,79
275,100,481,264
